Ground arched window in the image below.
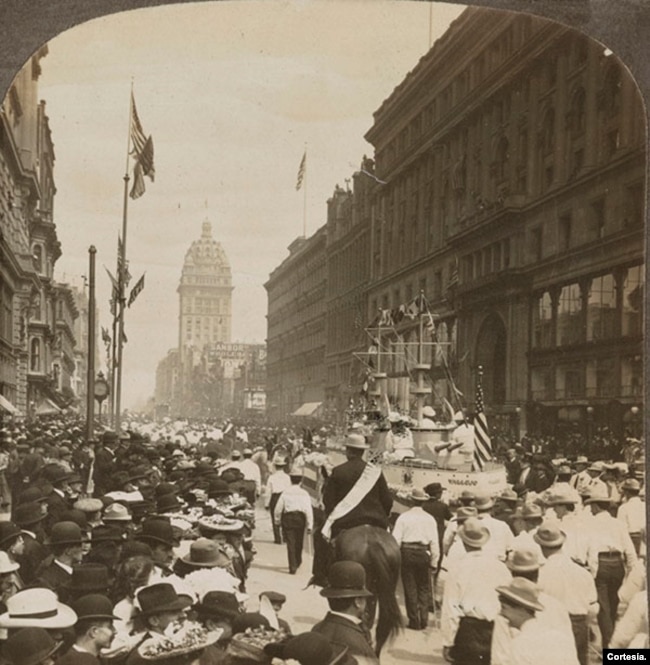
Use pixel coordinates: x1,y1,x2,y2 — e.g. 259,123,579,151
30,337,41,372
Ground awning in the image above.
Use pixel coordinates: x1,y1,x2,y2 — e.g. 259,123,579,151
292,402,322,417
0,395,19,415
35,398,62,416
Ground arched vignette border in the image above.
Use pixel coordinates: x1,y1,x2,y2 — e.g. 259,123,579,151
0,0,647,526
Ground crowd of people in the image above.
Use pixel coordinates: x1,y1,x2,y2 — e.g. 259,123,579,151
0,412,645,665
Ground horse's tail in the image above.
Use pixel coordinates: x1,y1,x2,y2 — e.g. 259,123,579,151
368,538,403,653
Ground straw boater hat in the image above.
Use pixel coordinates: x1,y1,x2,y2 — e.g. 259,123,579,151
496,578,544,612
410,488,429,502
0,589,77,629
344,433,369,450
458,517,490,548
320,561,373,599
533,522,567,549
103,503,132,522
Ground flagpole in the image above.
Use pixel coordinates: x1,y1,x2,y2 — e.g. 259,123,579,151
303,144,307,238
114,88,133,431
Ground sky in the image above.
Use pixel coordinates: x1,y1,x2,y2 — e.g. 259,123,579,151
35,0,466,410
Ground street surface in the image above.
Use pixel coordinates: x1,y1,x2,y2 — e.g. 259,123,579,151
246,505,445,664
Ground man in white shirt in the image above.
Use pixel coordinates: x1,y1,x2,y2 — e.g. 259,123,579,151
441,517,511,664
475,495,515,561
569,456,591,495
274,467,313,575
617,478,645,555
239,448,262,501
392,488,440,630
495,578,580,665
584,489,637,648
534,521,598,665
265,457,292,545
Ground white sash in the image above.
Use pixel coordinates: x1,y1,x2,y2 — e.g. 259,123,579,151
321,463,381,542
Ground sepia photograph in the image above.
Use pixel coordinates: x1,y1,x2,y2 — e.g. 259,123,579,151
0,1,647,663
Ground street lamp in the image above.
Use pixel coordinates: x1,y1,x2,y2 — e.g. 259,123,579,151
630,405,641,439
586,405,594,453
94,371,110,426
514,406,521,441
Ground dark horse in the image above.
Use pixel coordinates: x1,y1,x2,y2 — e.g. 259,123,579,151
332,524,403,654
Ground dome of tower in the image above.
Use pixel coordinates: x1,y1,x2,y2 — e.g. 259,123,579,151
181,220,231,277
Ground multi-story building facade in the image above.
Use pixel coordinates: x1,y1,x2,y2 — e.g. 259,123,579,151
266,9,644,442
265,227,327,420
51,282,78,404
0,46,68,418
71,284,95,413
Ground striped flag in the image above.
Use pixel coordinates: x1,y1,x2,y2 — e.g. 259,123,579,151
127,274,145,308
472,367,493,471
129,93,155,200
296,151,306,191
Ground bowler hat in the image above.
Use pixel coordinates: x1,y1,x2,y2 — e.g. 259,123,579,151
101,431,119,444
59,510,88,531
0,522,22,547
64,564,111,593
506,548,543,572
207,479,232,497
71,593,118,621
49,521,84,547
137,519,175,547
127,466,150,484
154,483,179,499
0,588,77,628
3,627,62,665
136,583,192,616
496,577,544,612
103,503,132,522
344,433,369,450
458,517,490,548
43,465,72,485
181,538,226,568
18,486,50,505
243,448,253,457
156,493,183,513
533,522,567,549
194,461,215,477
424,482,444,496
320,561,373,599
195,591,241,620
91,525,125,544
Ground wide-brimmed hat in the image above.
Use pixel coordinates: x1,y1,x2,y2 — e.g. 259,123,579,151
0,522,22,547
259,591,286,605
265,632,348,665
521,504,543,520
506,548,543,572
474,495,495,511
194,590,241,620
0,588,77,628
103,503,132,522
588,461,605,473
344,433,369,450
533,522,567,549
410,488,429,502
459,490,476,503
137,520,175,547
48,521,83,547
496,578,544,612
198,517,245,534
0,551,19,575
584,489,614,505
181,538,225,568
64,564,111,592
136,583,192,616
621,478,642,492
574,456,589,466
458,517,490,548
272,457,288,467
545,490,578,506
289,466,303,478
71,593,118,621
320,561,373,599
499,489,519,504
455,506,478,523
3,627,62,665
73,498,104,514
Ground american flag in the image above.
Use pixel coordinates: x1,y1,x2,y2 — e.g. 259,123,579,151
127,274,145,308
129,93,155,200
296,151,306,191
472,367,493,471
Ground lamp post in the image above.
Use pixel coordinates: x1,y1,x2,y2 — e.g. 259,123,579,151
630,405,640,439
514,406,521,441
93,371,110,426
586,405,594,454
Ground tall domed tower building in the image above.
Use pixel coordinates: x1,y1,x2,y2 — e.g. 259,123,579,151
178,220,233,353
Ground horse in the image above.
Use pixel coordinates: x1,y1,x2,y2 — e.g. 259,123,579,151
332,524,403,655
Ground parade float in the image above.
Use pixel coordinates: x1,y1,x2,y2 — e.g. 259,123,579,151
301,298,507,514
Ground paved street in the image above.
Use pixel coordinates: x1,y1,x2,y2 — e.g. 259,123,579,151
246,506,445,664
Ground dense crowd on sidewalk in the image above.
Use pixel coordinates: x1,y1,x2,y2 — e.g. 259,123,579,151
0,412,645,665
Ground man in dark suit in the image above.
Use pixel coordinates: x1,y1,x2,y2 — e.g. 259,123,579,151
34,521,85,600
311,561,379,664
13,501,48,585
93,432,119,496
322,433,392,539
43,465,73,529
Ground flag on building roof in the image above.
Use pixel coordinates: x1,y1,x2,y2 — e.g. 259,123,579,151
129,93,155,200
127,274,145,308
472,368,493,471
295,151,306,191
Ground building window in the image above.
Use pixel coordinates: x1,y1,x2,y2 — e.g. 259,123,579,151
558,283,583,346
33,245,43,273
557,362,584,399
541,108,555,154
530,227,543,262
495,137,509,183
624,182,644,227
568,87,586,136
559,213,572,251
621,355,643,397
532,291,554,348
589,198,606,241
622,264,644,336
30,337,41,372
433,271,442,298
586,357,617,398
531,366,554,400
587,274,616,340
0,286,12,344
